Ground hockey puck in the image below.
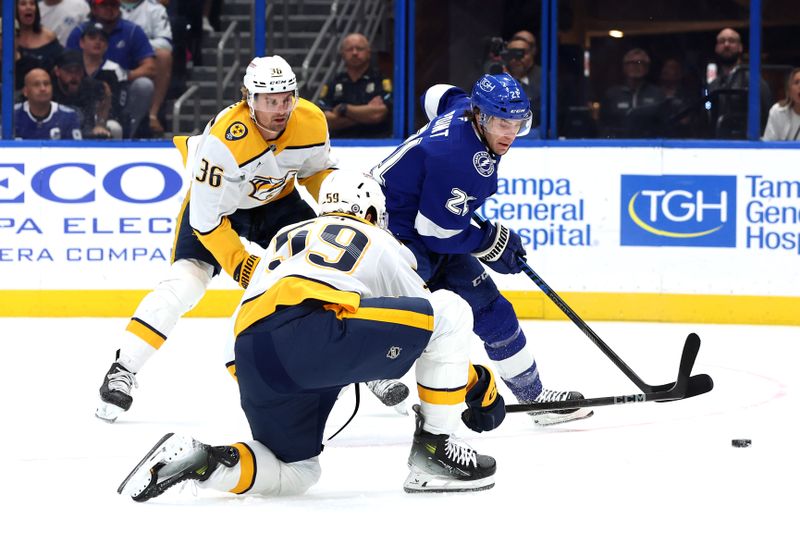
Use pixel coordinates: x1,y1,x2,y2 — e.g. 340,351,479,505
731,439,751,448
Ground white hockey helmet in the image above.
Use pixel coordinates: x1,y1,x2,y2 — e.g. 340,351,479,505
243,55,299,119
318,170,388,229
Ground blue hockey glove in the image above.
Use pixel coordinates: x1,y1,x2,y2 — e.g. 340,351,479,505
472,221,526,275
461,364,506,433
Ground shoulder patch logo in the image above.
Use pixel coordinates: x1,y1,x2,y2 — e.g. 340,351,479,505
472,151,495,177
225,121,248,141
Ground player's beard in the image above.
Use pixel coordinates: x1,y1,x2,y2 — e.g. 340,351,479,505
254,111,289,136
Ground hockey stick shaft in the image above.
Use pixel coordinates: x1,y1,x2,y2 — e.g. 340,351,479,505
514,258,653,391
472,212,699,393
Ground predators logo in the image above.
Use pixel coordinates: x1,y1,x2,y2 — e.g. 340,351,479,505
248,171,298,202
225,121,248,141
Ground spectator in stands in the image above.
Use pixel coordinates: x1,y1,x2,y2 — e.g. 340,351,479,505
659,58,686,100
38,0,89,46
66,0,155,138
15,67,82,139
78,21,128,138
52,49,122,138
318,32,392,138
121,0,172,136
658,57,700,137
16,0,63,89
505,31,541,129
599,47,665,138
763,67,800,141
706,27,772,138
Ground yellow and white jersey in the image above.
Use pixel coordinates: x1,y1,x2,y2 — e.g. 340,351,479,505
235,214,428,336
174,99,336,279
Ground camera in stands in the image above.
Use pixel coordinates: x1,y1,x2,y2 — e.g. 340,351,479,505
484,37,525,75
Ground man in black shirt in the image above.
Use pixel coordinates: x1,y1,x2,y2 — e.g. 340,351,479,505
599,47,666,138
706,27,772,138
52,49,113,138
317,32,392,138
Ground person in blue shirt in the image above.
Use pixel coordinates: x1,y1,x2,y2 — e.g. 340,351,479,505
15,67,82,139
371,73,592,425
65,0,155,137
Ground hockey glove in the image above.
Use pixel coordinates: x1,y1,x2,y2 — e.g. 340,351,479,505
472,221,526,275
233,253,260,289
461,363,506,433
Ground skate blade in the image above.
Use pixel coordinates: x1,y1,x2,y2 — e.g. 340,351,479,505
95,401,125,423
118,433,176,498
531,408,594,426
403,471,495,493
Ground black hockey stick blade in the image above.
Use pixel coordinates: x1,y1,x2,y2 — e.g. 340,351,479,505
673,332,701,393
652,332,706,401
684,373,714,398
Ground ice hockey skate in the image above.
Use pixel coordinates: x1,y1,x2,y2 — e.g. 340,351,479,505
366,379,410,414
525,388,594,426
403,405,496,493
118,433,240,502
95,363,138,422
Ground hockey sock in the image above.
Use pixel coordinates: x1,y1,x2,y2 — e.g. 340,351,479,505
502,364,543,402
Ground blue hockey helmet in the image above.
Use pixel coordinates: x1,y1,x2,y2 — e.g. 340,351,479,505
470,73,532,136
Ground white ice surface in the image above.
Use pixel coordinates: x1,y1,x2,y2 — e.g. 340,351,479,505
1,317,796,547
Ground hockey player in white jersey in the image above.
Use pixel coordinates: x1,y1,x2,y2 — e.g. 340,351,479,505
118,170,505,500
95,55,407,422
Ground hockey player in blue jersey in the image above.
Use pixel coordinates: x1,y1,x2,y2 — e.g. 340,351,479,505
371,73,592,425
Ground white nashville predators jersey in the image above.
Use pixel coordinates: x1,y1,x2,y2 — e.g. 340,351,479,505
173,98,336,278
235,214,428,336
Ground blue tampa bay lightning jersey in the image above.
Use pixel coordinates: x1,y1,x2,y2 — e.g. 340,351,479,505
371,85,496,257
14,101,82,140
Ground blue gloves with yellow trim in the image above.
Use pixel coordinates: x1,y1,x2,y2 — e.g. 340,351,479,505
461,363,506,432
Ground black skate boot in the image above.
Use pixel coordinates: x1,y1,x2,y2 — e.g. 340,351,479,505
95,363,138,423
403,404,496,493
527,388,594,426
366,379,410,414
117,433,240,502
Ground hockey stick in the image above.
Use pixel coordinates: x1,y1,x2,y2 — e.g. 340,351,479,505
472,213,711,395
506,332,712,412
505,376,713,412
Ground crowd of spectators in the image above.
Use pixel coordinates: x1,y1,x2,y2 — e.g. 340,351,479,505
4,3,798,142
473,25,800,142
9,0,215,140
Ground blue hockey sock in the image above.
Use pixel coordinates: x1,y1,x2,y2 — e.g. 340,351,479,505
502,364,543,402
